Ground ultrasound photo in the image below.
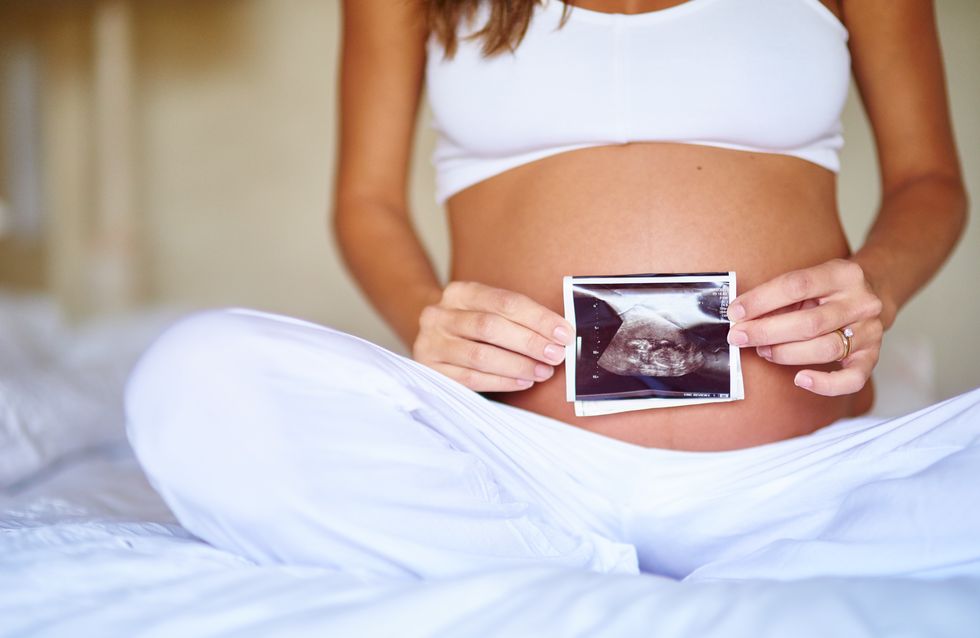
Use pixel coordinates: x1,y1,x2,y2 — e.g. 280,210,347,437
563,273,744,416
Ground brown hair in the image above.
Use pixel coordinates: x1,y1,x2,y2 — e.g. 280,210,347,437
426,0,571,58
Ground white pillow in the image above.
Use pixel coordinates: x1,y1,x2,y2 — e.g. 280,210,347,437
0,292,177,488
0,293,63,372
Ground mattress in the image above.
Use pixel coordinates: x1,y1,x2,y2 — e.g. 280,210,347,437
2,292,977,637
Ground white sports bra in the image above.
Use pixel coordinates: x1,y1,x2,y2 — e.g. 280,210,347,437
425,0,851,204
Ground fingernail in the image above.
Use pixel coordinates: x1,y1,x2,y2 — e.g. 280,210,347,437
757,345,771,359
727,330,748,346
534,364,553,380
728,302,745,321
544,344,564,363
516,379,533,388
553,326,571,344
795,373,813,389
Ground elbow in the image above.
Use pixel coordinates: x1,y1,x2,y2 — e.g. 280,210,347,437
329,188,367,271
327,199,348,257
329,186,357,240
891,171,970,240
946,175,970,245
329,191,367,253
329,191,409,261
329,199,348,245
330,199,366,273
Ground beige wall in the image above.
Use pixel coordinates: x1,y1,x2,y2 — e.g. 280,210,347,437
4,0,979,399
133,0,442,349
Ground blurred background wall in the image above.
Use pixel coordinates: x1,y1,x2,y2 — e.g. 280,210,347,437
0,0,978,402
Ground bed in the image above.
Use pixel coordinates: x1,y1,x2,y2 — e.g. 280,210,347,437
2,291,978,637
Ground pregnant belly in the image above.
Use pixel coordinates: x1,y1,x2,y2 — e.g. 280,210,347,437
445,141,874,451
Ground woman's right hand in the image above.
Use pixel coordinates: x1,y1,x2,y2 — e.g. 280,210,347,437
413,281,574,392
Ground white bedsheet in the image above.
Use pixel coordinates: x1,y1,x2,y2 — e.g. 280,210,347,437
2,295,978,637
4,445,980,638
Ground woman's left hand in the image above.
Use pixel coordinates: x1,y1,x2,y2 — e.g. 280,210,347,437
726,258,885,396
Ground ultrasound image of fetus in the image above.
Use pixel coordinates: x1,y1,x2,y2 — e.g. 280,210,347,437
597,305,706,377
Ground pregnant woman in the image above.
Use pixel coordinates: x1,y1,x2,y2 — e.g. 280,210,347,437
126,0,980,582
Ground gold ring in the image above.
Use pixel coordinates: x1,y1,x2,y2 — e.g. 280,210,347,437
834,327,854,362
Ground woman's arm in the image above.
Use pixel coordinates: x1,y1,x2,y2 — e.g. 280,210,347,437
333,0,441,346
333,1,572,390
845,0,968,330
725,0,967,397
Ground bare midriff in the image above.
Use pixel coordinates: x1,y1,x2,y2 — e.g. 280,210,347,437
446,142,875,451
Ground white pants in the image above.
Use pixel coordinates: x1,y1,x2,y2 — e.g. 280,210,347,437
125,308,980,583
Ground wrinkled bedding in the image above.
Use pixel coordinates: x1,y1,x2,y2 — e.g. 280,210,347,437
2,293,977,637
